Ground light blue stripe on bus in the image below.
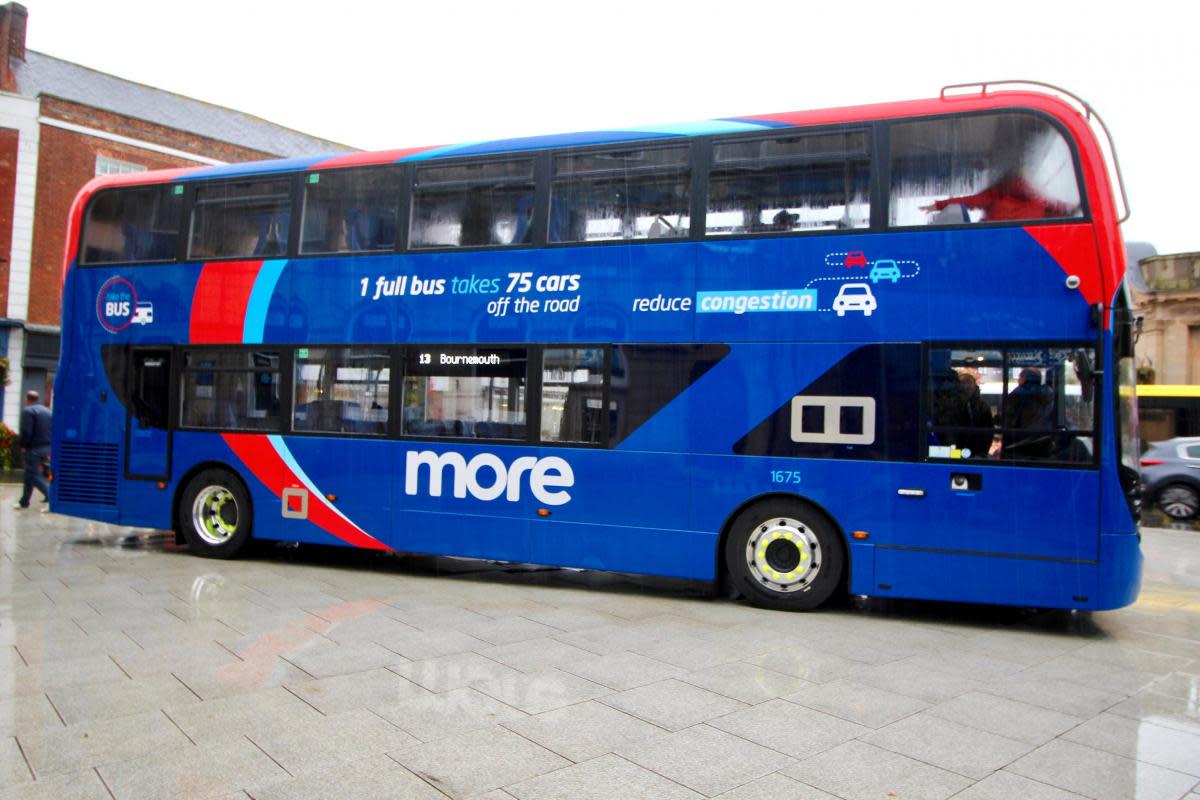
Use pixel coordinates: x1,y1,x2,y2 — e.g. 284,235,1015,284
403,143,487,161
183,157,327,181
400,119,774,161
243,260,287,344
618,120,774,136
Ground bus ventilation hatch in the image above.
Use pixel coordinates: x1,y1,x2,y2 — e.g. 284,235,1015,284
55,443,120,506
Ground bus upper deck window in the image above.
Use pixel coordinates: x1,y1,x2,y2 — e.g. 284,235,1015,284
410,159,535,249
300,168,402,255
706,131,870,236
890,112,1084,227
189,179,292,260
551,145,690,243
81,185,183,266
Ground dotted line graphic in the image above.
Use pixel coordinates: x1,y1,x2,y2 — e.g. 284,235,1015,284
809,253,925,312
805,274,858,289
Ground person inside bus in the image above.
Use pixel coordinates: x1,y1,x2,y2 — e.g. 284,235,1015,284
958,372,996,458
1003,367,1055,458
921,171,1076,222
930,367,967,444
459,197,493,246
771,209,798,231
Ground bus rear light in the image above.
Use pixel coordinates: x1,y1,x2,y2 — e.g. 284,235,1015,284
156,482,166,490
1140,458,1164,466
852,531,870,540
537,508,551,517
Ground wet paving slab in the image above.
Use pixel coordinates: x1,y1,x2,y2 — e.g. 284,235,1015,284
1,486,1198,799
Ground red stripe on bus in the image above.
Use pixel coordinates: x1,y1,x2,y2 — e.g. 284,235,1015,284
308,146,445,170
1022,224,1104,308
221,433,390,552
188,261,263,343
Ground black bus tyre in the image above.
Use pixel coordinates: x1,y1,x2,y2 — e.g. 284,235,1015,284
178,469,252,558
724,499,844,611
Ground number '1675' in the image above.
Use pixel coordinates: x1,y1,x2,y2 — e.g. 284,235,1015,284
770,471,802,485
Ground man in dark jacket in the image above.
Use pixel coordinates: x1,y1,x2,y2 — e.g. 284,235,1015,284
14,390,51,510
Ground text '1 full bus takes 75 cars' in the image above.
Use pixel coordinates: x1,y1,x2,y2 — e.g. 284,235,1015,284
53,81,1141,611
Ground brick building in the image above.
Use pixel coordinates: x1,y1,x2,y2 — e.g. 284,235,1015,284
0,3,353,429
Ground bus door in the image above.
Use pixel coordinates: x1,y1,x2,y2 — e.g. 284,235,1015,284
901,345,1102,562
126,348,172,480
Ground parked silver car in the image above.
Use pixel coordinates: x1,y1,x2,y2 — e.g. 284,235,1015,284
1141,437,1200,519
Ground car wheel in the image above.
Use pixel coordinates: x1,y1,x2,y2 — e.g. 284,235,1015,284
1158,483,1200,520
864,309,873,317
178,469,253,558
724,499,845,611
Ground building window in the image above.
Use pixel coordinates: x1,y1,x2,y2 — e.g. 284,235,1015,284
95,155,147,176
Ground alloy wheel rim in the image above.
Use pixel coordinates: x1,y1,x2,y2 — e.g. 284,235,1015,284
192,486,238,544
745,516,820,593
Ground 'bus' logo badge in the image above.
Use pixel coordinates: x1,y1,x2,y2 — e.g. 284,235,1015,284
96,276,138,333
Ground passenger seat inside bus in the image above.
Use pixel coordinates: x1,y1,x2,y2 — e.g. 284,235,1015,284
254,212,290,256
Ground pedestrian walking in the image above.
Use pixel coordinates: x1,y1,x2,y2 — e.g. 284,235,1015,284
14,390,51,511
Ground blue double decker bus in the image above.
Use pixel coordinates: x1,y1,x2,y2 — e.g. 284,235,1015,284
53,82,1141,611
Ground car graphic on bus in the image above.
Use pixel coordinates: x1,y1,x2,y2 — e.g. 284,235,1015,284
843,251,868,268
833,283,876,316
869,259,901,283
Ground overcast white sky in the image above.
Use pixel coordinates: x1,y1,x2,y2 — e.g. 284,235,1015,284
25,0,1199,253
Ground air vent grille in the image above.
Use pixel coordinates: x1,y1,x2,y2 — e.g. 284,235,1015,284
55,442,120,506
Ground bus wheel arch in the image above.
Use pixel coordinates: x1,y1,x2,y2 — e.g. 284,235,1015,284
174,463,254,558
717,493,848,611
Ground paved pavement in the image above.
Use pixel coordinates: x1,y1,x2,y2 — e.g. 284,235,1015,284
1,485,1198,800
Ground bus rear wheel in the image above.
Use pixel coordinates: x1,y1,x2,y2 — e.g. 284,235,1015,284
178,469,252,558
724,499,844,611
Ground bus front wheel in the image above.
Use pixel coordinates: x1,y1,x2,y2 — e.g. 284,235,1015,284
724,499,844,611
178,469,252,558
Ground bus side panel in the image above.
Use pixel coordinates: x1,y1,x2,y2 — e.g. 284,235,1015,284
389,446,701,576
528,520,717,580
262,436,398,549
873,547,1105,610
51,265,127,523
1096,533,1143,610
271,230,1096,349
526,448,707,579
1099,326,1139,539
